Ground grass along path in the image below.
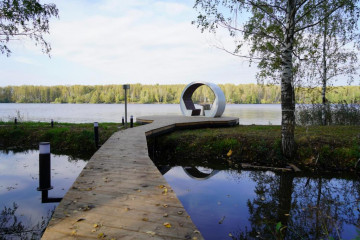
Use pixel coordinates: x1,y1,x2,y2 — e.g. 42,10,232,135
151,125,360,172
1,122,359,171
0,121,126,159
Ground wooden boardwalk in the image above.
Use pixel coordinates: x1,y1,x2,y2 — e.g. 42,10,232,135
42,116,239,240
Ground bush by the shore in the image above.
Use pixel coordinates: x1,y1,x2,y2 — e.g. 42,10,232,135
295,103,360,126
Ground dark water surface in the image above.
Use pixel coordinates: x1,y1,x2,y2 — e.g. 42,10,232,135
158,165,360,240
0,150,86,239
0,103,281,125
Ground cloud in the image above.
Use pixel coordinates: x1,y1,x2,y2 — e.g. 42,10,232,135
154,1,190,15
48,1,257,85
1,0,258,86
13,57,41,66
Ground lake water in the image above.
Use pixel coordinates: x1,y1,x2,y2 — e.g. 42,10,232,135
160,166,360,240
0,150,87,239
0,103,281,125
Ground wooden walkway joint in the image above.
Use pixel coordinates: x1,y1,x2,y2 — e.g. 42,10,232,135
42,115,239,240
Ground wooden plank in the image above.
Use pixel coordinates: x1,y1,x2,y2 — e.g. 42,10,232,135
42,115,239,239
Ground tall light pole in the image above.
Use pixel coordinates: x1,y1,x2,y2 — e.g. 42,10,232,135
123,84,130,128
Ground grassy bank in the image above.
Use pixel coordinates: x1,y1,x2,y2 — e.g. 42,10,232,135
0,122,122,159
2,122,359,171
150,125,360,172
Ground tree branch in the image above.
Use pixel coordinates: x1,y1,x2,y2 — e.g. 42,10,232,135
295,0,310,12
295,0,327,24
294,4,344,33
219,21,285,47
247,2,286,12
213,44,263,61
248,0,286,28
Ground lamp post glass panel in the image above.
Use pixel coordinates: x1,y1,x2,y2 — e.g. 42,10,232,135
123,84,130,128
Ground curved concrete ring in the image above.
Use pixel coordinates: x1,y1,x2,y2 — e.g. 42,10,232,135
180,81,226,118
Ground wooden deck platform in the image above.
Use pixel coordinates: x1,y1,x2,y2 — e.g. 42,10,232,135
42,116,239,240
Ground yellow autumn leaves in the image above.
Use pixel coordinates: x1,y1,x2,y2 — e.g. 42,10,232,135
158,184,168,195
163,222,172,228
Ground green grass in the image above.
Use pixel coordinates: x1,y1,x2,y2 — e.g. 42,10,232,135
0,121,132,159
2,122,359,171
152,125,360,171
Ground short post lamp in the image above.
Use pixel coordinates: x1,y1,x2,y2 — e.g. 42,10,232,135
94,122,99,148
37,142,53,191
123,84,130,128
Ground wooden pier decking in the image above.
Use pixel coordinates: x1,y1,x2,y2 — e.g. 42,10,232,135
42,116,239,240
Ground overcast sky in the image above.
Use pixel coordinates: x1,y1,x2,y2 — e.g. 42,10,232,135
0,0,260,87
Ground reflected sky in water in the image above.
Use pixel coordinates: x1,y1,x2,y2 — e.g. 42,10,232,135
0,103,281,125
163,167,360,240
0,150,86,239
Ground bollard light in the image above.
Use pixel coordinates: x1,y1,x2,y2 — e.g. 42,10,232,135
122,116,125,126
14,117,17,125
51,119,54,128
130,115,134,128
94,122,99,148
37,142,53,191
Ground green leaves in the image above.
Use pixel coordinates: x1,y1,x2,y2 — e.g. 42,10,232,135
0,0,59,56
275,221,282,232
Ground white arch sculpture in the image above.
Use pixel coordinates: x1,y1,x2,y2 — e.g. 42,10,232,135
180,81,226,118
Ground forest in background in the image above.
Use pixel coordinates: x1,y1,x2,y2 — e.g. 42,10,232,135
0,84,359,104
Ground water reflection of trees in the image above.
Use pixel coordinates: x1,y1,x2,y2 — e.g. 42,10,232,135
234,171,360,240
0,202,53,240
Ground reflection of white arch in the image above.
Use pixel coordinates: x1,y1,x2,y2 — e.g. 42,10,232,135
180,81,226,118
182,167,219,181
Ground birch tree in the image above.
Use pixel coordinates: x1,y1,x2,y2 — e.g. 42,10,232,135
296,3,360,124
193,0,359,158
0,0,58,56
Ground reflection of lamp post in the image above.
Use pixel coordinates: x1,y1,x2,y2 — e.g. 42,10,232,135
123,84,130,128
41,190,62,203
37,142,62,203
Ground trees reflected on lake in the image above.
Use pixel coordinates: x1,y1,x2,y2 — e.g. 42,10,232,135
159,163,360,240
0,202,54,240
233,171,360,240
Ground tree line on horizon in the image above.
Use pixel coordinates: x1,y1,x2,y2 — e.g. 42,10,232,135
0,84,359,104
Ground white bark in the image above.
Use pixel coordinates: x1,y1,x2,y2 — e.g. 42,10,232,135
281,0,297,159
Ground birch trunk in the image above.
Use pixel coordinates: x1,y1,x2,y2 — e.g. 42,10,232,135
321,9,328,125
281,0,296,159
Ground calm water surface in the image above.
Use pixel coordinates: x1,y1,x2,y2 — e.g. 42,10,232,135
159,165,360,240
0,150,86,239
0,103,281,125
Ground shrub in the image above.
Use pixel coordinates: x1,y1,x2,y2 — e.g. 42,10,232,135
295,103,360,126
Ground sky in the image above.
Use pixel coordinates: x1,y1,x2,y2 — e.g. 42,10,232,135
0,0,259,87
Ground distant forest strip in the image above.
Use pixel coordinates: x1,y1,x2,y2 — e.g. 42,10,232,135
0,84,359,104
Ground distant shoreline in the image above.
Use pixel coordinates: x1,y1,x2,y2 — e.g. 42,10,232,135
1,84,359,104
